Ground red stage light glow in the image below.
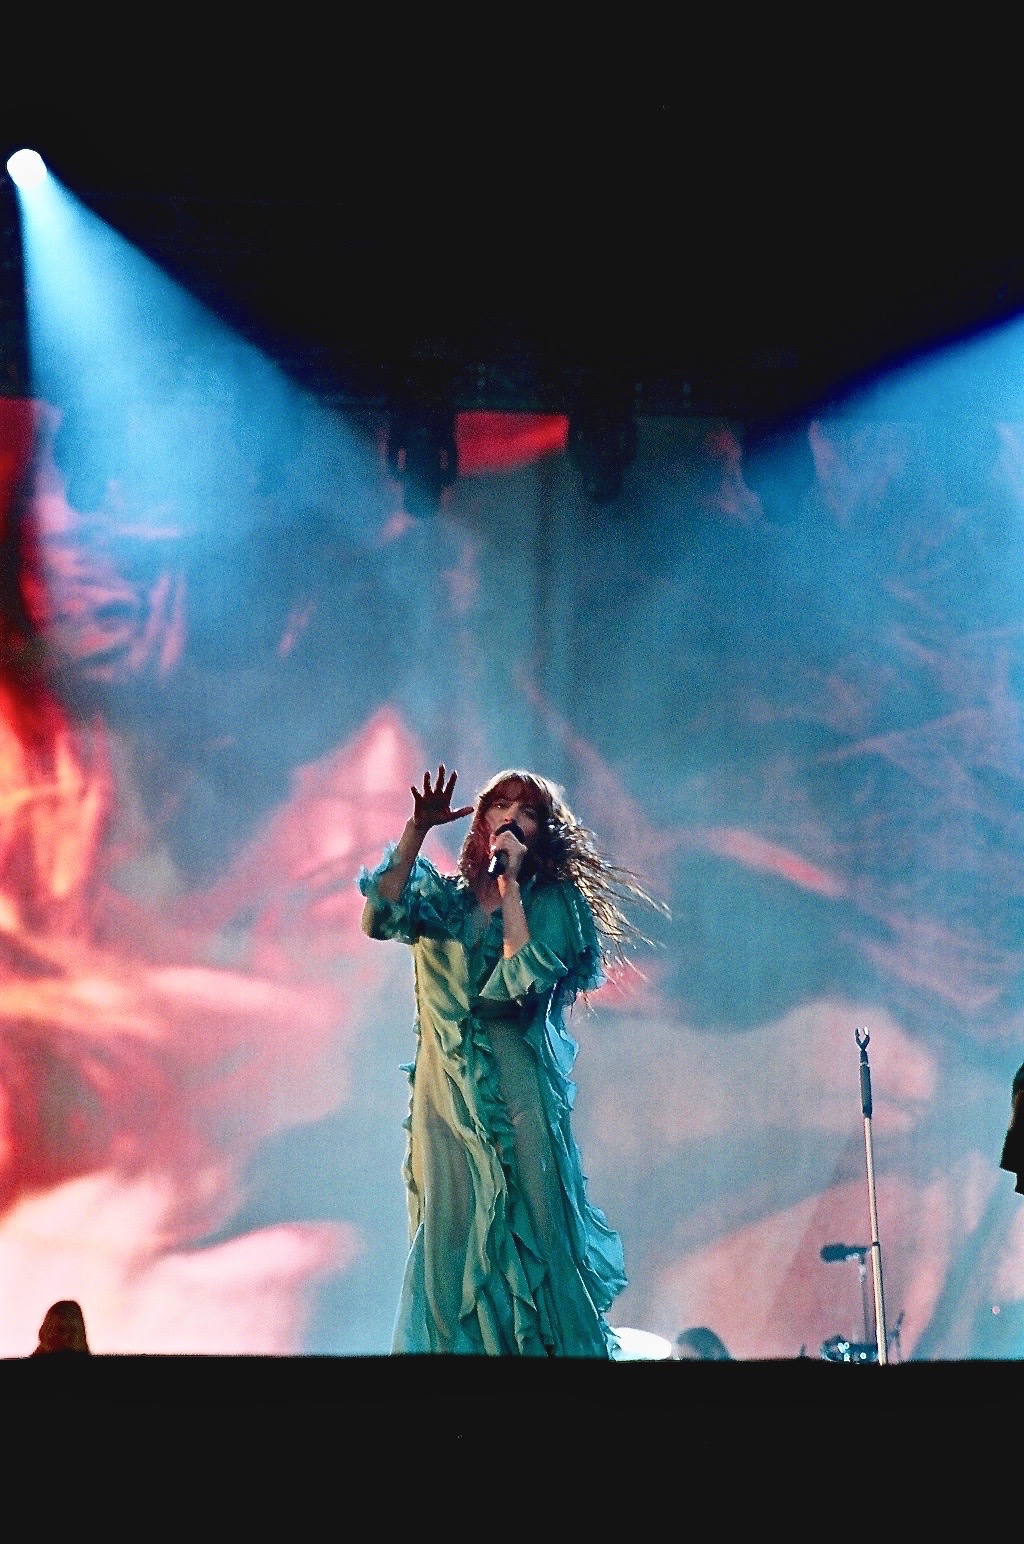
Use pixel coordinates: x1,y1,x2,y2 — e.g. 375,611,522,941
456,412,569,475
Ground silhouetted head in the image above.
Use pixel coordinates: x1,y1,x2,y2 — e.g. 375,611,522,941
32,1299,91,1355
672,1325,732,1361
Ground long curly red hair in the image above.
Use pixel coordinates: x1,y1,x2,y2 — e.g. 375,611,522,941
458,770,666,965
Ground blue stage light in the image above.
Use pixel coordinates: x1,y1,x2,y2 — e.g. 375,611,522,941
6,148,47,188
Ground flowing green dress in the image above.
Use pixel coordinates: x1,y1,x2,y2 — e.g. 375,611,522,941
359,848,627,1356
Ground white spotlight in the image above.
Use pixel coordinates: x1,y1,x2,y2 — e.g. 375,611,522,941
6,149,47,189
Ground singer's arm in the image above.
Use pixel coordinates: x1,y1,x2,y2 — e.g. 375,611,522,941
376,819,428,903
498,873,530,957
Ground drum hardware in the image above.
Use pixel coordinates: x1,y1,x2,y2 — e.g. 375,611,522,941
820,1312,904,1364
820,1334,877,1363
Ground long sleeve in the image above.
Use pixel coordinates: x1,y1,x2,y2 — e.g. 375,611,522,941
477,882,604,1004
358,848,460,944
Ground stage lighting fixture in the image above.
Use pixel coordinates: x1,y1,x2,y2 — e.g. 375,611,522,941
567,394,638,506
6,149,47,189
387,406,458,518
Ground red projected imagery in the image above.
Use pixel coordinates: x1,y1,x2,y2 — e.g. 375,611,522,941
0,401,432,1352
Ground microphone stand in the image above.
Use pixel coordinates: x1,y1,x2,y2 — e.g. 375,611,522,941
855,1028,888,1365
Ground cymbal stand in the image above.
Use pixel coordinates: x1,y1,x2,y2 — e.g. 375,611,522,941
855,1027,888,1365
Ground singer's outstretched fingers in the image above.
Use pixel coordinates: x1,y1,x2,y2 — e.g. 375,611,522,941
410,766,473,830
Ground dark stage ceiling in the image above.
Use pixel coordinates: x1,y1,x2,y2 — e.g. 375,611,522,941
3,92,1021,422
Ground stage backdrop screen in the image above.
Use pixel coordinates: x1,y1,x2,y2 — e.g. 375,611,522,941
1,370,1023,1363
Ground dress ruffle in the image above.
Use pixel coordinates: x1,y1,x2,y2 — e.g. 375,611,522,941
360,850,626,1356
359,847,471,942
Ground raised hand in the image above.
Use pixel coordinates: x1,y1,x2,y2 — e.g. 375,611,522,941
411,765,474,832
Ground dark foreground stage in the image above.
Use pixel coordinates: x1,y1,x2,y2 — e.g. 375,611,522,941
3,1353,1021,1412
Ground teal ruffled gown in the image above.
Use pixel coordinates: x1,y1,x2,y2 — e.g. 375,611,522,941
359,849,627,1356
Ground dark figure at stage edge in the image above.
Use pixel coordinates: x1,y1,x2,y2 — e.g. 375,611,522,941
1000,1060,1024,1194
30,1300,91,1355
359,765,663,1356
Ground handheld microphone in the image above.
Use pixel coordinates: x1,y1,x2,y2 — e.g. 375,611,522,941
487,820,526,879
